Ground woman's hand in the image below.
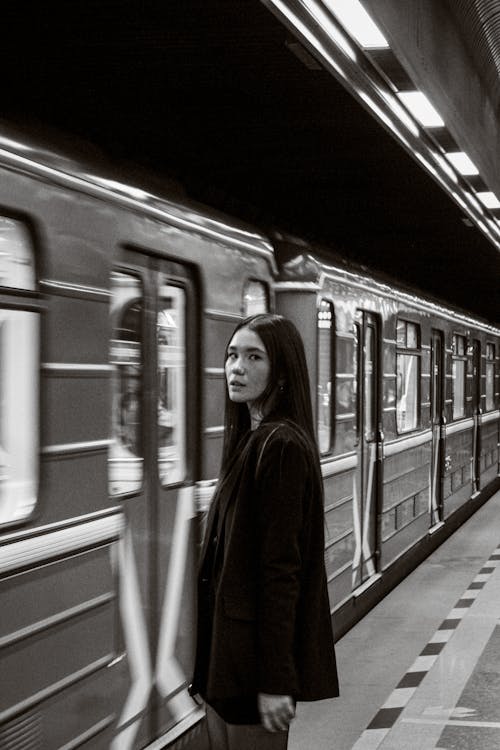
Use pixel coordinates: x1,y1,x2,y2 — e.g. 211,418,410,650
257,692,295,732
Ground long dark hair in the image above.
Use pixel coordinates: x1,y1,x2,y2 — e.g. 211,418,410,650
221,313,319,474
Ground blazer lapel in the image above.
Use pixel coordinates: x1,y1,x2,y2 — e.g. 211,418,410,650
198,489,220,566
216,433,254,531
199,431,254,568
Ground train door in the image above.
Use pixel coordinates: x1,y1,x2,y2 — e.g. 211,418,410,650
353,312,381,589
430,330,444,526
472,339,482,495
109,250,201,749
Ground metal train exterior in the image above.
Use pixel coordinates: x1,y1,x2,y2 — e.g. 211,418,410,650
0,130,498,750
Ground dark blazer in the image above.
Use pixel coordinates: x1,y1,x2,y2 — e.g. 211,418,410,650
191,419,339,702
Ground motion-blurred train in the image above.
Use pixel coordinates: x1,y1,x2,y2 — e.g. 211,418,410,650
0,124,498,750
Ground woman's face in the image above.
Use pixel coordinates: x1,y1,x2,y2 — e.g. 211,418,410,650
225,327,271,411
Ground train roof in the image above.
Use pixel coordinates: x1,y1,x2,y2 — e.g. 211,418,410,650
273,232,500,336
0,120,497,336
0,121,275,261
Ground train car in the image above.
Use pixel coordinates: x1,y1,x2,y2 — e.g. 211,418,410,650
0,126,498,750
272,235,500,635
0,127,275,750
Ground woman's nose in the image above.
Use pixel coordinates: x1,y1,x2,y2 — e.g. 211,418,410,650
231,359,245,374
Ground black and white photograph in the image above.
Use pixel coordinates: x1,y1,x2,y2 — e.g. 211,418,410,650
0,2,499,748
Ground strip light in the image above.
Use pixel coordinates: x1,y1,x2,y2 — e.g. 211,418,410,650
378,89,419,137
488,218,500,238
467,192,485,213
432,152,458,184
396,91,445,128
477,191,500,210
303,0,357,61
325,0,389,49
445,151,479,176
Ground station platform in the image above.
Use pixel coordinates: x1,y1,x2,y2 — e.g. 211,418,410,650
290,488,500,750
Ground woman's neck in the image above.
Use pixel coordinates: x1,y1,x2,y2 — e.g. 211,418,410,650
248,405,264,430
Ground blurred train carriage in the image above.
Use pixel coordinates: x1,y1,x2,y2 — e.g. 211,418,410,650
0,127,498,750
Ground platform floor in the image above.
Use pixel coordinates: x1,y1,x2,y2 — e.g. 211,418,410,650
290,488,500,750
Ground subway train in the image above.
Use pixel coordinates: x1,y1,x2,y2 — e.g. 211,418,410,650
0,124,498,750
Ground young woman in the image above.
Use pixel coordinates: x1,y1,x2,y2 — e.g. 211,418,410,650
191,314,339,749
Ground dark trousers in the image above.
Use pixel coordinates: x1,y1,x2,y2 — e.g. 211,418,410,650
206,704,289,750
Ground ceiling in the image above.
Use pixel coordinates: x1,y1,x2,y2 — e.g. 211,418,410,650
2,0,499,323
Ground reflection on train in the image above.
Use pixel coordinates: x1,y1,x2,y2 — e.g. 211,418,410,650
0,129,498,750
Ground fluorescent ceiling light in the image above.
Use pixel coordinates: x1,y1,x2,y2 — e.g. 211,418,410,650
397,91,444,128
451,191,468,212
325,0,389,48
477,191,500,209
487,218,500,237
303,0,356,60
378,89,419,137
445,151,479,176
467,193,484,213
433,152,458,183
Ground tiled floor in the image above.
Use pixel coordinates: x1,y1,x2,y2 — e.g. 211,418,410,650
289,489,500,750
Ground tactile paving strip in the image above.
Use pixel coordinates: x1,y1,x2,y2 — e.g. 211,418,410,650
350,544,500,750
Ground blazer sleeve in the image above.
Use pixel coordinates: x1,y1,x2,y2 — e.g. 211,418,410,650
254,432,309,696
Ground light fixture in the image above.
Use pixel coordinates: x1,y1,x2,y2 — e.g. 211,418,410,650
466,192,484,213
476,218,489,235
378,89,419,137
477,191,500,209
303,0,357,61
487,218,500,238
324,0,389,49
451,191,468,212
445,151,479,176
396,91,445,128
432,152,458,183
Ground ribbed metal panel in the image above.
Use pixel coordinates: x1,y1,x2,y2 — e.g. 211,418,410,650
0,710,42,749
448,0,500,96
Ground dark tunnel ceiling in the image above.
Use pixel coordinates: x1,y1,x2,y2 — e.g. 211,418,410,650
2,0,499,323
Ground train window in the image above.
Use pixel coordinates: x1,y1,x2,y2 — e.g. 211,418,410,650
485,343,496,411
0,219,39,525
396,320,420,433
157,282,186,485
364,323,376,438
242,280,269,315
452,334,467,419
109,271,144,496
317,299,334,453
335,330,358,453
0,217,36,290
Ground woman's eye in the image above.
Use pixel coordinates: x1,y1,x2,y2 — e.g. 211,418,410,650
249,354,261,361
226,352,237,360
